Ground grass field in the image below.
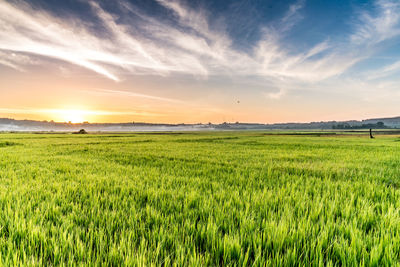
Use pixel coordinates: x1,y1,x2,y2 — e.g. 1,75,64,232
1,132,400,265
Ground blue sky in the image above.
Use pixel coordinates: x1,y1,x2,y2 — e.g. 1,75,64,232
0,0,400,123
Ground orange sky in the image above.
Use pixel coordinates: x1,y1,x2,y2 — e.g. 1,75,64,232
2,68,399,124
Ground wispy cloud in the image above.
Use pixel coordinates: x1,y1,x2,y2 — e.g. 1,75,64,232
0,50,36,71
0,1,120,80
0,0,399,102
364,60,400,80
0,0,352,82
88,88,183,103
280,0,305,32
351,0,400,45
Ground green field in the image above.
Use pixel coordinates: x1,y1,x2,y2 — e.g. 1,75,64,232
1,132,400,265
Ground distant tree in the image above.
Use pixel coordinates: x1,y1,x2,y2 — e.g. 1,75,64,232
377,121,385,128
73,129,88,134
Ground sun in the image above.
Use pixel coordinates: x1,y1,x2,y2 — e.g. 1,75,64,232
60,110,86,123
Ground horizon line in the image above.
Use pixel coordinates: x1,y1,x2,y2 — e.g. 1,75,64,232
1,115,399,126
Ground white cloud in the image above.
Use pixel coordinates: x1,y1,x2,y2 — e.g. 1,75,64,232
351,0,400,45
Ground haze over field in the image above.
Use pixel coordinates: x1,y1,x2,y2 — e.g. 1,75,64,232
1,116,400,132
1,0,400,123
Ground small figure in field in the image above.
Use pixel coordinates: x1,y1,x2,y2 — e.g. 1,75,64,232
370,128,374,139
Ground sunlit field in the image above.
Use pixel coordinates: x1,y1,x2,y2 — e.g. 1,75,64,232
1,132,400,265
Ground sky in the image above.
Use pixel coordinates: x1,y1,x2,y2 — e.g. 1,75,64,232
1,0,400,123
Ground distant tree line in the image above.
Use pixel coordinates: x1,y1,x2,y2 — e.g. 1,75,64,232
332,121,387,129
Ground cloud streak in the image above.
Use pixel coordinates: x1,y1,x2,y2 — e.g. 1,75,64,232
88,88,183,103
0,107,163,117
351,0,400,45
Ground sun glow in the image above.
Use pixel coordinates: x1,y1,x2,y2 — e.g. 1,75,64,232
58,109,86,123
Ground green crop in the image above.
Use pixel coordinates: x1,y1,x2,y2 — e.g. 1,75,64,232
0,132,400,265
